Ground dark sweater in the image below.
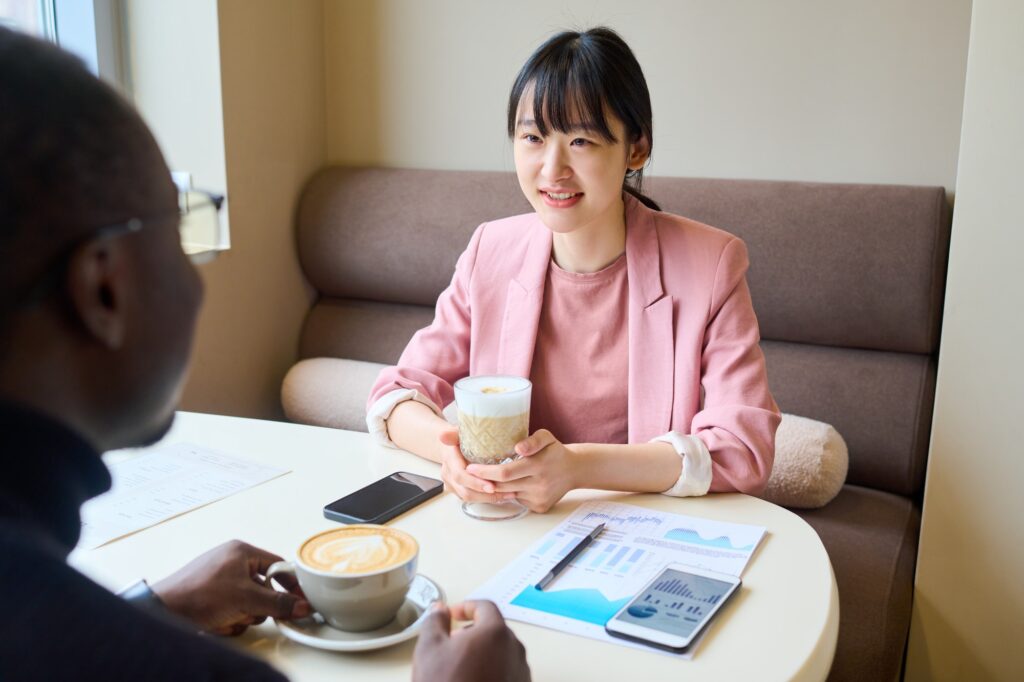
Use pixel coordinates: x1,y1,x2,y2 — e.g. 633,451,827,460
0,401,286,681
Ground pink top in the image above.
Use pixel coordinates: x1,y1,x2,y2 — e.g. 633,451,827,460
367,195,780,495
530,254,629,445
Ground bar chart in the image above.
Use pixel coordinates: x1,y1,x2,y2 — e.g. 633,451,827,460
530,532,649,578
652,578,723,604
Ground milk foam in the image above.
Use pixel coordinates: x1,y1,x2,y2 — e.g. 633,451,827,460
454,375,531,418
301,529,415,574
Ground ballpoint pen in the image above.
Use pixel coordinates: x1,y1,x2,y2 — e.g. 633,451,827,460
536,522,606,591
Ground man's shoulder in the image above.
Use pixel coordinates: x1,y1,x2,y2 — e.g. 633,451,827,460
0,525,285,681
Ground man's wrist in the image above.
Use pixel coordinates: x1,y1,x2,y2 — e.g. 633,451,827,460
118,578,167,612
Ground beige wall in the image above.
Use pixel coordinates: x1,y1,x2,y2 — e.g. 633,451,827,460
125,0,227,209
325,0,971,191
133,1,973,418
906,0,1024,679
178,0,324,419
128,0,324,420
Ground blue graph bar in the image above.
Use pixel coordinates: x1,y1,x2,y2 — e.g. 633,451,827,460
556,537,579,558
607,546,630,567
573,542,599,565
628,549,644,562
590,542,614,567
537,538,557,555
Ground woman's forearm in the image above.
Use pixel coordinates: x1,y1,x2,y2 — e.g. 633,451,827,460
568,441,682,493
386,400,451,463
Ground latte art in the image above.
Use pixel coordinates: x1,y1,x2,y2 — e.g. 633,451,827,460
300,527,417,574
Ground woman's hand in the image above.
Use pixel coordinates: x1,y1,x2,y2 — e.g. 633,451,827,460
437,427,509,505
465,429,579,513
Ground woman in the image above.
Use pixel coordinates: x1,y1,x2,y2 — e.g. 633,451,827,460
366,27,780,513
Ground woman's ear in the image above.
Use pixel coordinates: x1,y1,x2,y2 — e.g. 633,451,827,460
627,134,651,171
65,239,128,350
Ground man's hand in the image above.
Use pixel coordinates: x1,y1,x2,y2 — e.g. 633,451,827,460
413,601,530,682
466,429,579,513
151,540,311,636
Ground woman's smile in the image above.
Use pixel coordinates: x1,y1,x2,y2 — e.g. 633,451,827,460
540,189,584,208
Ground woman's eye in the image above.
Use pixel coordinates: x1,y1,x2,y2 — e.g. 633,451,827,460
523,134,542,144
570,138,590,147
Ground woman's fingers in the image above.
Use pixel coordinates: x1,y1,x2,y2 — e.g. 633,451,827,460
439,446,506,500
465,457,533,483
515,429,556,457
440,443,496,492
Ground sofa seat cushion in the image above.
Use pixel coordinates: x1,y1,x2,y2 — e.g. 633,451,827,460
795,485,921,682
282,358,387,431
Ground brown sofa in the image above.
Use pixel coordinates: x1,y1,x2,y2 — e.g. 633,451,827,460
282,167,951,681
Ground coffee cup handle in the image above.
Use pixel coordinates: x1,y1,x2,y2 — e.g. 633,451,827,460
265,560,296,590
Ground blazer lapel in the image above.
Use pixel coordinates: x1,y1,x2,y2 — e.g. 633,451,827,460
497,219,551,378
625,196,675,443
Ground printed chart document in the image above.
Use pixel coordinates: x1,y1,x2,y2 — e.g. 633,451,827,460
470,500,766,656
80,442,289,549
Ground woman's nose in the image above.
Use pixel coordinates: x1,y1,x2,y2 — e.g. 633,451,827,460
541,145,571,182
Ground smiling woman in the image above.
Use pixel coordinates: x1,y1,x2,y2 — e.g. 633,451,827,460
367,27,781,516
507,26,659,215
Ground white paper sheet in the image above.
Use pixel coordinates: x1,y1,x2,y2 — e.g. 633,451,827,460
79,442,289,549
469,500,766,657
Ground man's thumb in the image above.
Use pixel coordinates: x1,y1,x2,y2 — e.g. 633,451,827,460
418,603,452,645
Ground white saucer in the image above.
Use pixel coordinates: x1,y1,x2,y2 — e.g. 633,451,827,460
273,574,445,652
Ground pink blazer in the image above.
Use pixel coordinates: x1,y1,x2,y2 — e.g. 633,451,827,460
368,195,780,494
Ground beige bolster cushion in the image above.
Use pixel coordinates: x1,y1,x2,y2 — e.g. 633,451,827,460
763,413,849,509
282,358,387,432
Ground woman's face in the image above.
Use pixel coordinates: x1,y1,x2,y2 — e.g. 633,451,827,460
513,90,648,237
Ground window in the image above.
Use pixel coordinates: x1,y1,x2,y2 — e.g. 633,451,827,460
2,0,229,260
0,0,56,40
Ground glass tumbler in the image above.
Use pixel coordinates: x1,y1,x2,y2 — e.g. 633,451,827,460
453,375,532,521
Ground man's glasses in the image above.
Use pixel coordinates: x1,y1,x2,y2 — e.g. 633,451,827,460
11,189,224,310
95,189,225,250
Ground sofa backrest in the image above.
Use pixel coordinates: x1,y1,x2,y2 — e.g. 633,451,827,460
296,167,951,499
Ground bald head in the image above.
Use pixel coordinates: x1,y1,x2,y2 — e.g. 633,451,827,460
0,26,202,452
0,26,171,319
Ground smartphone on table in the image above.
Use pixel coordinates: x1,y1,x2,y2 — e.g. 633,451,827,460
605,563,742,653
323,471,443,524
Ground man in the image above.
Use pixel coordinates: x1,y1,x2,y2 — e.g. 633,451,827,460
0,27,529,682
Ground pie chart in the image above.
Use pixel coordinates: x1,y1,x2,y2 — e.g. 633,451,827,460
627,604,658,618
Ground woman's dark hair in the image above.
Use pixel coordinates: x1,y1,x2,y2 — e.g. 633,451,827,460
506,27,660,211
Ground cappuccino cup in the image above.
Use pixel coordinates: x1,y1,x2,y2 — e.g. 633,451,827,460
454,375,532,465
267,525,418,632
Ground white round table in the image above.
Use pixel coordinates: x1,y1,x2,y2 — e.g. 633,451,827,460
71,412,838,681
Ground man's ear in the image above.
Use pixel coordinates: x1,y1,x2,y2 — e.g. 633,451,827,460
65,239,129,349
627,134,651,171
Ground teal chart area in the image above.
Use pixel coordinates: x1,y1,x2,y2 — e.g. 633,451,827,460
663,527,756,551
511,586,629,626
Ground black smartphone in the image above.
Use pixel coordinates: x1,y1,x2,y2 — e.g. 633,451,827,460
323,472,444,524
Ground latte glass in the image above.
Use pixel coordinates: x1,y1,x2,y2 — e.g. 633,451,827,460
453,375,531,521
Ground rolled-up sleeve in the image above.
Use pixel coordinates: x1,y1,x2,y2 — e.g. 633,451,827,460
694,237,781,495
365,225,483,444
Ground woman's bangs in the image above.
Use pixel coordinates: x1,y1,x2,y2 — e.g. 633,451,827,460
529,64,616,143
